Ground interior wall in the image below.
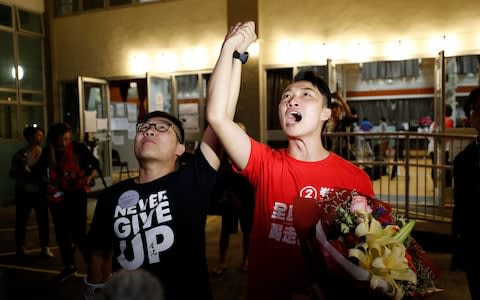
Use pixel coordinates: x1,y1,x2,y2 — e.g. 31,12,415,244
50,0,227,80
259,0,480,64
0,0,44,12
46,0,480,143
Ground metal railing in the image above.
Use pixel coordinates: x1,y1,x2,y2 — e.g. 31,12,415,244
323,130,476,233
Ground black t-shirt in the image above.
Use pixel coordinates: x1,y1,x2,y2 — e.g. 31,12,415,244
88,149,217,300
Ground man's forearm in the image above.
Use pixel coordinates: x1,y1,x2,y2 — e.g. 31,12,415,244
207,41,237,125
87,251,112,283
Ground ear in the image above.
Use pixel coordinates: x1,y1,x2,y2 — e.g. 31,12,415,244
320,108,331,121
175,143,186,157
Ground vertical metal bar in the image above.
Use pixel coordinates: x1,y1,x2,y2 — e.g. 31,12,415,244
404,133,410,219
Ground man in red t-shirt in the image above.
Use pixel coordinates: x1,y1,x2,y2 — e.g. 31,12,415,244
206,21,373,299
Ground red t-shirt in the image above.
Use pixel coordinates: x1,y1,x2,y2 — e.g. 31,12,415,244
241,139,374,300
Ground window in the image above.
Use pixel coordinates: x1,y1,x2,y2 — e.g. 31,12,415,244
18,35,44,91
83,0,105,11
0,4,45,139
55,0,168,17
0,31,16,88
0,4,12,27
17,9,43,34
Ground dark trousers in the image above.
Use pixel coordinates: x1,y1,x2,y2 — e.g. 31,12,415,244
15,190,50,249
49,189,88,268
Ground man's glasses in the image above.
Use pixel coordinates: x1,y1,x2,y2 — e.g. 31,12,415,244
136,121,181,142
136,121,173,133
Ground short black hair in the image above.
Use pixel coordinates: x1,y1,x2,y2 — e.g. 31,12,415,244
464,87,480,118
23,126,44,141
293,70,332,107
139,111,185,144
445,104,453,117
46,122,72,146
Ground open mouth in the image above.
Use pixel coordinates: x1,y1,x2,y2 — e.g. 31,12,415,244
291,111,302,122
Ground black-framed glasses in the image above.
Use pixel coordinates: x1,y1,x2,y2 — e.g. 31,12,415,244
136,121,173,133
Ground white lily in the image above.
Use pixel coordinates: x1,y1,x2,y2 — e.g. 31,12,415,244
349,211,417,300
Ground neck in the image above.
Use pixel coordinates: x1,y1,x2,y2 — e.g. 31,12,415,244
136,160,177,184
287,138,329,162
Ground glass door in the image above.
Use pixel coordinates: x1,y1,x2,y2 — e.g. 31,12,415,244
77,76,112,189
146,73,173,115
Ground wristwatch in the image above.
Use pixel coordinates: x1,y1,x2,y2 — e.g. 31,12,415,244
233,50,249,64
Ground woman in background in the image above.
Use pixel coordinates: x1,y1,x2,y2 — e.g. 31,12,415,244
9,126,53,258
42,122,99,282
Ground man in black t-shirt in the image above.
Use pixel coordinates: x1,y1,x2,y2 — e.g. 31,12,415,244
85,110,223,300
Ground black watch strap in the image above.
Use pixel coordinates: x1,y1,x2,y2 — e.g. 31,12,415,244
233,50,249,64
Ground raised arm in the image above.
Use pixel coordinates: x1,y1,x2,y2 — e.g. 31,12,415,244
206,21,257,171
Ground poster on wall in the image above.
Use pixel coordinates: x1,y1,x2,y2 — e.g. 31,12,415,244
178,100,200,133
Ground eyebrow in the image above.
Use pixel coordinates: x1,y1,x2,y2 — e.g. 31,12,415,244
282,87,316,95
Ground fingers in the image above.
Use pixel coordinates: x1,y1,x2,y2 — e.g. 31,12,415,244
234,21,257,52
223,21,257,52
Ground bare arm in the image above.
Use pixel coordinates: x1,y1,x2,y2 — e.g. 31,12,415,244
206,21,257,171
87,249,113,284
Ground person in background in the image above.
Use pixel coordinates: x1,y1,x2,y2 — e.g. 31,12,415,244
444,104,454,129
378,116,388,133
206,21,374,299
378,116,389,160
451,86,480,300
325,92,355,159
85,111,223,299
428,104,454,186
9,126,53,258
212,122,254,275
41,122,99,282
359,117,374,132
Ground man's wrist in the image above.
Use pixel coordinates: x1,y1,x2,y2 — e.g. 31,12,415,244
84,276,105,289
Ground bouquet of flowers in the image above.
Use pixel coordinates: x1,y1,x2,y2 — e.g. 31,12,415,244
293,188,442,300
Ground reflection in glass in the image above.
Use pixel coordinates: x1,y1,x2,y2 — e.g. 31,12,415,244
0,31,16,88
0,3,12,27
18,35,43,90
55,0,79,17
20,105,44,129
148,77,172,113
21,92,43,103
84,84,106,118
0,91,17,102
176,75,199,99
0,104,17,138
18,9,43,34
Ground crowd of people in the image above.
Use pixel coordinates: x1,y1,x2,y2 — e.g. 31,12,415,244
8,20,479,300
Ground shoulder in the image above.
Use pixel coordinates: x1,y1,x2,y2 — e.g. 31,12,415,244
454,143,476,163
